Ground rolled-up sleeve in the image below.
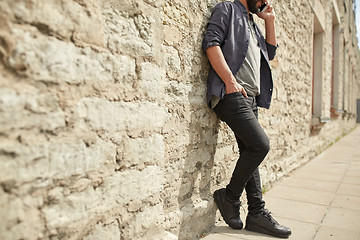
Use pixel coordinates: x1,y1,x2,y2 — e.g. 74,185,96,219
266,42,278,61
202,2,230,51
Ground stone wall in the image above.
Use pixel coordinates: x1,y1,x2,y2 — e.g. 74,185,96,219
0,0,359,240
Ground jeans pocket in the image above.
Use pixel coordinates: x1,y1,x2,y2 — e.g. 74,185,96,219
223,93,255,119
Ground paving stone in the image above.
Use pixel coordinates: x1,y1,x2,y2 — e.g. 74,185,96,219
337,183,360,197
313,226,360,240
265,185,335,206
321,208,360,232
342,175,360,185
331,194,360,210
278,177,340,193
264,197,327,224
345,170,360,177
291,170,345,183
202,232,246,240
299,162,348,175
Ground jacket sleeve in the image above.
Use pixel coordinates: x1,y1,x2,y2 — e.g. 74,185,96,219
266,42,278,61
202,2,231,51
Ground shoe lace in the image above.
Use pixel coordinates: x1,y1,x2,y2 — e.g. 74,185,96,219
233,200,241,212
262,209,279,225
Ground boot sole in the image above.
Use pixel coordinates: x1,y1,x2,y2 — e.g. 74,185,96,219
245,225,291,239
213,190,243,230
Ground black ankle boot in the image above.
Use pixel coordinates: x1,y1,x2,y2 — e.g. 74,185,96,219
245,209,291,238
213,188,243,229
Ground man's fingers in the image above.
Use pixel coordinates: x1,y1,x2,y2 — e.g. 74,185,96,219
266,4,274,14
242,88,248,98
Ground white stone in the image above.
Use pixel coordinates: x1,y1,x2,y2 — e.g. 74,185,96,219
77,98,167,132
7,27,111,84
121,134,165,169
103,166,164,204
0,87,66,132
138,62,166,98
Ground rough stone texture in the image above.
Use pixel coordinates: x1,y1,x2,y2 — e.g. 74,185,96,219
0,0,359,240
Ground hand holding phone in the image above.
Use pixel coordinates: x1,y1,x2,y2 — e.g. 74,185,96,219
257,1,275,21
259,3,269,13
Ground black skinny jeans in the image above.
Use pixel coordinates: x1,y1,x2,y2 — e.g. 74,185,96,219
213,92,269,215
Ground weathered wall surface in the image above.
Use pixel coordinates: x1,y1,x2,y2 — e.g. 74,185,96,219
0,0,359,240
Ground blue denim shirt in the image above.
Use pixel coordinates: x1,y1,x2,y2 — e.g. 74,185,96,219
202,0,278,109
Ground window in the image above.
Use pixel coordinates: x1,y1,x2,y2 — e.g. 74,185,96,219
312,13,324,118
331,4,341,112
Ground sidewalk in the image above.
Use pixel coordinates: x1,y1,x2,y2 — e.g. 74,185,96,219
202,126,360,240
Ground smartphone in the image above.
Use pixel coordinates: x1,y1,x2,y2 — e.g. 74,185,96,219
259,3,268,13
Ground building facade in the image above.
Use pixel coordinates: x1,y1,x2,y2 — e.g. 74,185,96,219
0,0,359,239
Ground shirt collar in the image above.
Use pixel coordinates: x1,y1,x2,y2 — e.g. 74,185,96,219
249,13,254,22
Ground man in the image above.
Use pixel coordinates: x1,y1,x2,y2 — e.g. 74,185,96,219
202,0,291,238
